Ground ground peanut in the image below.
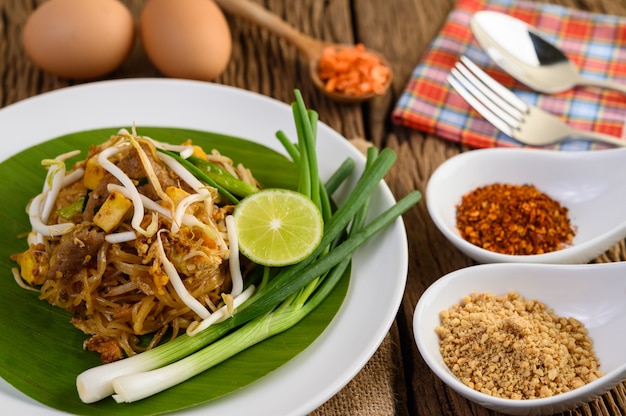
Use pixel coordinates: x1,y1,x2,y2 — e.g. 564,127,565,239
435,291,603,399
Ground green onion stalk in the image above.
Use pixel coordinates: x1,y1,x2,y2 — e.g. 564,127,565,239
76,90,422,404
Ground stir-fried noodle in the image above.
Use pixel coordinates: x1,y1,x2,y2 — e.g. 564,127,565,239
11,129,260,363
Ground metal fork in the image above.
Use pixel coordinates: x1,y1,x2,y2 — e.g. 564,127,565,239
448,56,626,147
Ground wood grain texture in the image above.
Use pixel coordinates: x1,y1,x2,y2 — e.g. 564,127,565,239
1,0,625,415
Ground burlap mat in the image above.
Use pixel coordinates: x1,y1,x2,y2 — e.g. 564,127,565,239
311,329,403,416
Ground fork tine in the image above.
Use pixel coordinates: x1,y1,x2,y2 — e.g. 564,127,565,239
448,56,626,148
454,60,524,123
459,56,528,114
447,70,516,137
449,64,522,136
450,66,521,129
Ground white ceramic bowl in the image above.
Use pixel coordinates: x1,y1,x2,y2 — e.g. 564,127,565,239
426,148,626,264
413,262,626,415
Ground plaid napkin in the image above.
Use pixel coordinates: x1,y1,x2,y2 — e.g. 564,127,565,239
392,0,626,150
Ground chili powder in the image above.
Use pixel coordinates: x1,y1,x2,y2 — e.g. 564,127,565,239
456,183,575,255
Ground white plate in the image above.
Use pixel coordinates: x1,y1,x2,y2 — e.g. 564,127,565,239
0,79,408,415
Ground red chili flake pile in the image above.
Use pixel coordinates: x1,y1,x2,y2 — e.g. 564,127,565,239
456,183,575,255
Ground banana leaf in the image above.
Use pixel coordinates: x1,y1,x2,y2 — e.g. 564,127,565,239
0,127,349,415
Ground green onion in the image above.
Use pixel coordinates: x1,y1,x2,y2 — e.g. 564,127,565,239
56,195,85,220
324,158,356,195
156,151,260,203
156,148,240,204
75,90,421,404
111,258,351,403
187,156,260,198
275,130,300,164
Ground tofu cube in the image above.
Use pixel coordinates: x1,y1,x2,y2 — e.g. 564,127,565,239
165,186,191,206
83,157,106,190
93,191,133,233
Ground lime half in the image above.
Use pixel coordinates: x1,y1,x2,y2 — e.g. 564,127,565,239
233,189,324,267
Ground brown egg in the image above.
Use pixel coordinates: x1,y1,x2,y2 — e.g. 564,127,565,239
140,0,232,81
22,0,135,79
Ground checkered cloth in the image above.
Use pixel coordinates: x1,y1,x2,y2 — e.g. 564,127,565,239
392,0,626,150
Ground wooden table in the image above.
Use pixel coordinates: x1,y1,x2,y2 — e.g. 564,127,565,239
2,0,626,415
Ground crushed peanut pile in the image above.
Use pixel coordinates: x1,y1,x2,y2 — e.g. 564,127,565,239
436,291,603,400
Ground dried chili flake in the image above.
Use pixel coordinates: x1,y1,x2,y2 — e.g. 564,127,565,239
456,183,575,255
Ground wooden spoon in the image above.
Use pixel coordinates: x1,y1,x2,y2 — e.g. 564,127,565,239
213,0,393,103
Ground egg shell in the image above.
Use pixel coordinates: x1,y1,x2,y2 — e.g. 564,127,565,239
140,0,232,81
22,0,135,79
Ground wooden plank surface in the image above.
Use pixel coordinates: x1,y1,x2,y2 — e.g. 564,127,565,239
1,0,625,415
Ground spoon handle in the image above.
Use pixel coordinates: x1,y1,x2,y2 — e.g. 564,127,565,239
580,76,626,95
213,0,325,62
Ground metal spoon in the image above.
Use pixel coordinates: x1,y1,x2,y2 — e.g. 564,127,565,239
470,11,626,94
213,0,393,103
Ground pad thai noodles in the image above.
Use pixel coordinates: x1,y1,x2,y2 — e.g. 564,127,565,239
11,128,261,363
